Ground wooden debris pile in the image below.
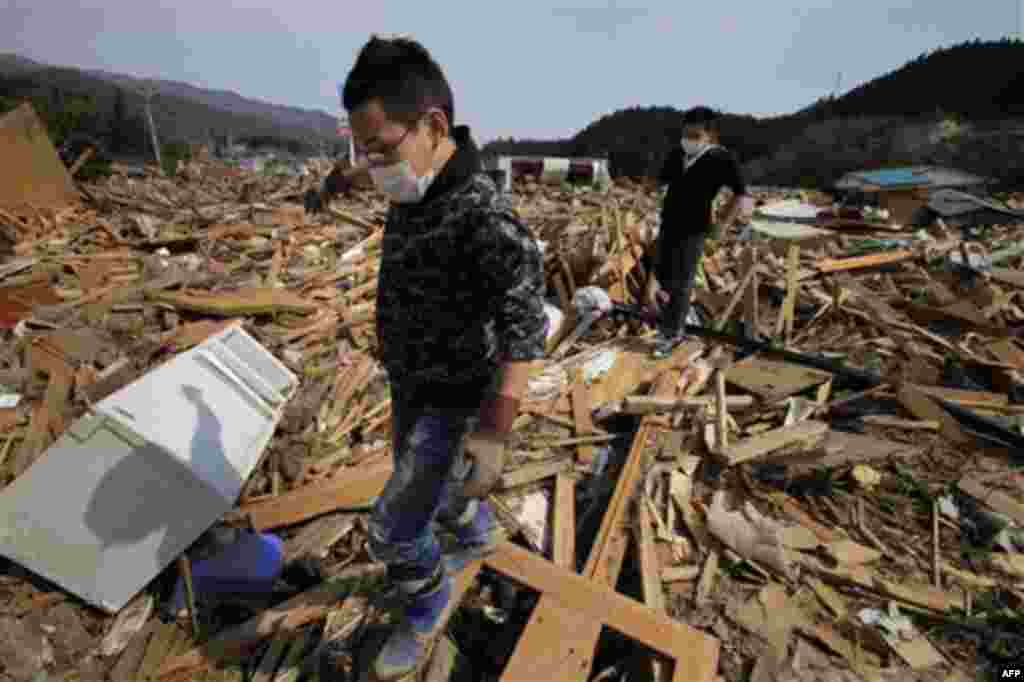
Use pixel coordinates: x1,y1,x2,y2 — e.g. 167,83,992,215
1,160,1023,682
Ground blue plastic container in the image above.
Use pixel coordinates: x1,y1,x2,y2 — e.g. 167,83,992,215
169,531,284,613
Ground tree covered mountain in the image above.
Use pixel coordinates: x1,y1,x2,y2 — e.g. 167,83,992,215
482,39,1024,183
0,53,335,157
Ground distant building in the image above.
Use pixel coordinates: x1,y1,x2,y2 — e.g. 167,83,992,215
834,166,990,225
481,155,611,192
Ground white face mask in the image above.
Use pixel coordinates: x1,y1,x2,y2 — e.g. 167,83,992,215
369,160,436,204
680,138,710,156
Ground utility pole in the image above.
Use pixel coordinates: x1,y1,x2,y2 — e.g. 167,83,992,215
135,82,163,172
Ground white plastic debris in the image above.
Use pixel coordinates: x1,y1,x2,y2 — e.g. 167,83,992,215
0,394,21,409
937,495,960,521
858,604,916,640
581,349,617,384
572,286,613,318
155,247,171,257
543,303,564,345
177,254,202,272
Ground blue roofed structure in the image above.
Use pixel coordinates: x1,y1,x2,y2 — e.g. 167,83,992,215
835,166,989,192
834,166,991,225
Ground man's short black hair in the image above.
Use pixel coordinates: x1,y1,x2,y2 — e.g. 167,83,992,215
342,36,454,133
681,106,718,127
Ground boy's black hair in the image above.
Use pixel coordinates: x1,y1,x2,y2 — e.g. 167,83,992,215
342,36,455,134
681,106,718,127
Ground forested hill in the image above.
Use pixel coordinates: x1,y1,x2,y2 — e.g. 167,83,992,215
482,39,1024,181
0,54,334,156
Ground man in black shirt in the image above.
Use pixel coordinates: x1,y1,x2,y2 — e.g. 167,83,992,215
646,106,753,358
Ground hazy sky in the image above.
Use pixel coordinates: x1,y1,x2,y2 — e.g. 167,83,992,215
3,0,1019,144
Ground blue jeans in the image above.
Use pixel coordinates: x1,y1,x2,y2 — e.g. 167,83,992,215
367,381,480,591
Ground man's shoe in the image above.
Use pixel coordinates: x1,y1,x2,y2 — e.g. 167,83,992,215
651,333,685,359
374,572,452,680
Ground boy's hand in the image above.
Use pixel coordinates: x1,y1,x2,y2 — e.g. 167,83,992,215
462,431,507,499
462,392,519,498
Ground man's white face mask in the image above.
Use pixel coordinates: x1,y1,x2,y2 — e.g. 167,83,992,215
680,138,708,156
369,160,436,204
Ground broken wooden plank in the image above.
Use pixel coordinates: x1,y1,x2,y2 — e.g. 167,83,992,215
622,395,754,415
500,457,571,491
777,243,801,342
571,369,597,465
896,382,971,445
636,497,666,612
487,542,720,682
502,353,696,682
958,474,1024,526
716,420,829,466
726,356,831,403
816,249,915,273
282,513,356,563
552,473,576,570
241,459,392,531
149,288,318,316
861,415,939,431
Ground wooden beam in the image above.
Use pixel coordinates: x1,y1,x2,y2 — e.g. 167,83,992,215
743,246,759,334
714,261,761,331
499,457,572,491
552,473,576,570
501,347,697,682
621,395,754,415
486,542,720,682
816,249,914,274
776,243,800,342
716,420,829,467
896,382,971,445
571,369,597,465
241,458,392,531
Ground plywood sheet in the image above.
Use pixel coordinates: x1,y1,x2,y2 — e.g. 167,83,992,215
726,356,831,403
0,103,79,209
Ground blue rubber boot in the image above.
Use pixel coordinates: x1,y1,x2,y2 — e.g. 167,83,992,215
445,499,501,573
373,571,452,680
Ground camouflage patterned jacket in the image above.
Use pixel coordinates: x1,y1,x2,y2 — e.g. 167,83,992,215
375,127,547,401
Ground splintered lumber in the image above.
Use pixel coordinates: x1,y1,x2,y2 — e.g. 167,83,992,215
726,356,831,403
150,288,318,316
622,395,754,415
487,543,720,682
241,458,392,531
815,249,914,273
552,473,576,570
775,243,800,342
896,383,970,445
571,369,597,464
636,498,666,612
716,420,829,466
499,457,572,490
743,247,760,332
502,347,697,682
958,474,1024,526
157,564,386,679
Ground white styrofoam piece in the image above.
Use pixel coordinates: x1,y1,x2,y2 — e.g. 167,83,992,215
756,199,820,222
0,324,296,612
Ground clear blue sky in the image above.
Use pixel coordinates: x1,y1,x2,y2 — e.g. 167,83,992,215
3,0,1019,144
